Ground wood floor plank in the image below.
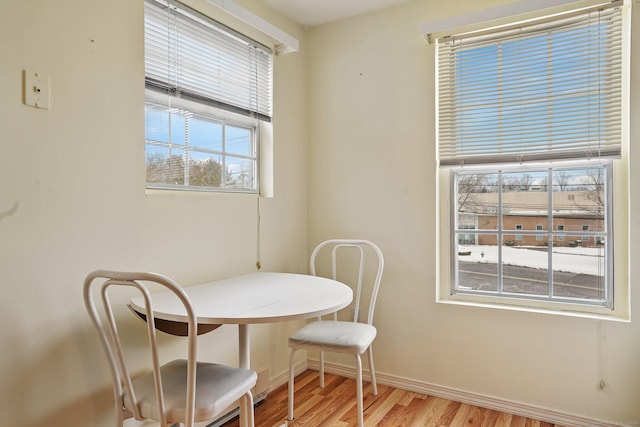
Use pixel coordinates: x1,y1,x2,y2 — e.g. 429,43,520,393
294,382,354,425
396,391,420,406
315,398,357,427
296,380,357,426
436,400,462,426
221,371,565,427
510,415,528,427
481,409,501,427
449,402,473,426
495,411,514,427
397,396,434,426
463,404,487,427
361,388,407,426
405,395,448,426
376,402,416,427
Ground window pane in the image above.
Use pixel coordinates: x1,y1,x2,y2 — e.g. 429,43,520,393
552,168,579,241
144,104,189,147
451,163,611,307
551,245,606,300
188,151,223,187
502,243,549,297
190,117,222,151
502,171,548,247
145,105,169,143
456,238,498,293
457,173,499,229
146,146,185,185
552,167,606,248
225,156,254,189
145,96,258,192
170,112,186,145
226,126,252,156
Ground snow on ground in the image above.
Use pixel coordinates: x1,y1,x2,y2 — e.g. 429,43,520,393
458,245,605,276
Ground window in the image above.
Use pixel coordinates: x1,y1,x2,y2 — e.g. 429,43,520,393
453,164,611,306
515,225,523,241
438,2,624,311
582,225,590,243
144,0,273,192
458,214,477,245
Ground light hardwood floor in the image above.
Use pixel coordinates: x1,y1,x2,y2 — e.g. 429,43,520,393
222,370,565,427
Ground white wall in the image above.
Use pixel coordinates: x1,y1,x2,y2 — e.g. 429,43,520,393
0,1,308,426
306,0,640,424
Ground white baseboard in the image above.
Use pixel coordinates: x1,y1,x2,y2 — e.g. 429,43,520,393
305,359,619,427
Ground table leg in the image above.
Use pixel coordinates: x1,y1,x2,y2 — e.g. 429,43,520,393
239,324,250,369
238,324,251,423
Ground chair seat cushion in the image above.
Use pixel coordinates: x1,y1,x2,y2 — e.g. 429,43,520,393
288,321,377,354
125,359,257,424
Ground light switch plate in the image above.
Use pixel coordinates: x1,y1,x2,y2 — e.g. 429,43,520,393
23,70,50,110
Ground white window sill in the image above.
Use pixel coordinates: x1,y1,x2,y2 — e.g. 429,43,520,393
436,294,630,322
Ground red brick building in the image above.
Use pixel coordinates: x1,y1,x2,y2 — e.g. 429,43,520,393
458,191,605,248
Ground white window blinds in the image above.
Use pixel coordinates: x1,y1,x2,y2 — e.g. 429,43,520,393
437,1,623,167
145,0,273,121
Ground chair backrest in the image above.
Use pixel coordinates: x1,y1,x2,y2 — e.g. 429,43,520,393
83,270,198,427
310,239,384,325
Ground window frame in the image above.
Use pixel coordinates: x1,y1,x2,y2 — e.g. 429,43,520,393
449,162,613,309
144,91,260,193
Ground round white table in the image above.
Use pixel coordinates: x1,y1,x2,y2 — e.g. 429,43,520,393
129,271,353,368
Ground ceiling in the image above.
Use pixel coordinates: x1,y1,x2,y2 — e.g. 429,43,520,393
261,0,413,27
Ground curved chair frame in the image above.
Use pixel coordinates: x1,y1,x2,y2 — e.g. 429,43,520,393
288,239,384,427
84,270,255,427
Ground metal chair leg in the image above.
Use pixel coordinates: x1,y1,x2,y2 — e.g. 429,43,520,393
319,350,325,388
241,391,254,427
288,348,297,421
367,346,377,395
355,354,364,427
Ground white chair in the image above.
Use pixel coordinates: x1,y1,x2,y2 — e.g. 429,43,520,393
83,270,257,427
288,239,384,427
